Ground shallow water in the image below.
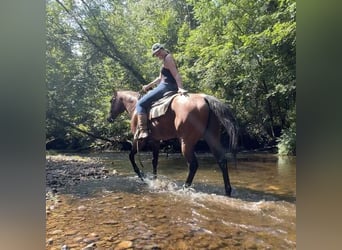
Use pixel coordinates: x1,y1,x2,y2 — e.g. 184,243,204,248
46,152,296,249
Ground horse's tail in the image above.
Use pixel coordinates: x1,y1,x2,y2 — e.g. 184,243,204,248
204,95,239,163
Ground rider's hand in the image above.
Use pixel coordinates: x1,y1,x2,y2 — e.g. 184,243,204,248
178,88,188,95
142,85,149,92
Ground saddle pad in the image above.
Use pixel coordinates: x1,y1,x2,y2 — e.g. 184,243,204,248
149,92,178,119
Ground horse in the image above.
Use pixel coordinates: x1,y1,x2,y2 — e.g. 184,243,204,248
107,90,238,196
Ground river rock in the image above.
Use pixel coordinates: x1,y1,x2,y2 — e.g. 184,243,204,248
65,243,79,248
141,232,154,240
143,244,161,250
47,238,53,245
208,243,220,249
112,196,123,200
88,232,99,237
175,240,188,249
242,237,265,249
73,236,84,243
125,236,137,241
103,236,115,241
65,230,79,236
61,245,69,250
123,205,136,209
115,240,133,249
78,205,87,211
51,229,63,235
102,220,119,225
82,242,96,250
83,236,99,244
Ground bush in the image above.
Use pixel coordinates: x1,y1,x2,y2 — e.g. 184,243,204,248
277,123,296,155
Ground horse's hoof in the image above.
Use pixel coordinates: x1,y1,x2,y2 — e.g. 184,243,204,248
137,176,148,185
226,189,232,197
139,171,146,179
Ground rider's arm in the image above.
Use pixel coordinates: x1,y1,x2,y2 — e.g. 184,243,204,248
142,73,161,92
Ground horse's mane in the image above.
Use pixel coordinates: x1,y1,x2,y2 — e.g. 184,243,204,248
116,90,140,100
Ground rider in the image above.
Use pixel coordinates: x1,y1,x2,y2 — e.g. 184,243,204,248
135,43,187,140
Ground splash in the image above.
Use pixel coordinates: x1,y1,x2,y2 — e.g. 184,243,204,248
144,175,179,192
131,174,295,222
142,174,203,198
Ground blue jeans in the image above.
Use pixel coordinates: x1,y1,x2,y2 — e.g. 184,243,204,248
136,82,178,114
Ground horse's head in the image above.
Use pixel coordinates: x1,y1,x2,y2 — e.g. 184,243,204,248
107,91,125,123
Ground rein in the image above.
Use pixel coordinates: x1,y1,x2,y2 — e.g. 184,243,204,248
137,90,144,100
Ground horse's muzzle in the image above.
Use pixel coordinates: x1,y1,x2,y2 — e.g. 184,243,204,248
107,117,114,123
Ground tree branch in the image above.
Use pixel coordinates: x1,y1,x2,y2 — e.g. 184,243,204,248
49,114,115,143
55,0,146,83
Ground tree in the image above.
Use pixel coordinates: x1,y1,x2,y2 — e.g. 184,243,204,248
46,0,296,154
179,0,296,150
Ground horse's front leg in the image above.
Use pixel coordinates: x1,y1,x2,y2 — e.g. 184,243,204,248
151,140,160,179
129,139,146,181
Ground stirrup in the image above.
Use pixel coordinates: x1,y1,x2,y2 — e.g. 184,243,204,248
134,129,148,140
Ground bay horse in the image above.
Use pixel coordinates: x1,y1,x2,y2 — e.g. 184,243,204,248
107,90,238,196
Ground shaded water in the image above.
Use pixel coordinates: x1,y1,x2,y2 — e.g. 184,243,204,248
47,152,296,249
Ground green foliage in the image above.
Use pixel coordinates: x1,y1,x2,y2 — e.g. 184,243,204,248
46,0,296,154
277,107,296,155
277,124,296,155
180,0,296,147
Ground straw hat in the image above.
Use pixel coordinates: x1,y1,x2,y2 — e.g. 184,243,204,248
151,43,164,56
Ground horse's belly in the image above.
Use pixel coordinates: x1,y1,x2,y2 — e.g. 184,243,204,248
150,116,177,140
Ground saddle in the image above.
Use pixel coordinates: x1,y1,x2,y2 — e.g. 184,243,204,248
148,91,178,119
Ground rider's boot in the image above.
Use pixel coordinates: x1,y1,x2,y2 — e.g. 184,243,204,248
134,113,149,139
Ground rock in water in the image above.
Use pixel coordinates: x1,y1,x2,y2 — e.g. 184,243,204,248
115,240,133,249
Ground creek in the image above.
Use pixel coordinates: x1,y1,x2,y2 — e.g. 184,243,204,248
46,152,296,249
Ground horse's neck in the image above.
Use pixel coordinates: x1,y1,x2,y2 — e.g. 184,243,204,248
120,91,138,117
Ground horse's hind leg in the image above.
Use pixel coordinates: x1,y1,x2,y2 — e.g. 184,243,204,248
204,120,232,196
208,143,231,196
181,140,199,188
215,148,232,196
129,139,146,180
218,158,231,196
